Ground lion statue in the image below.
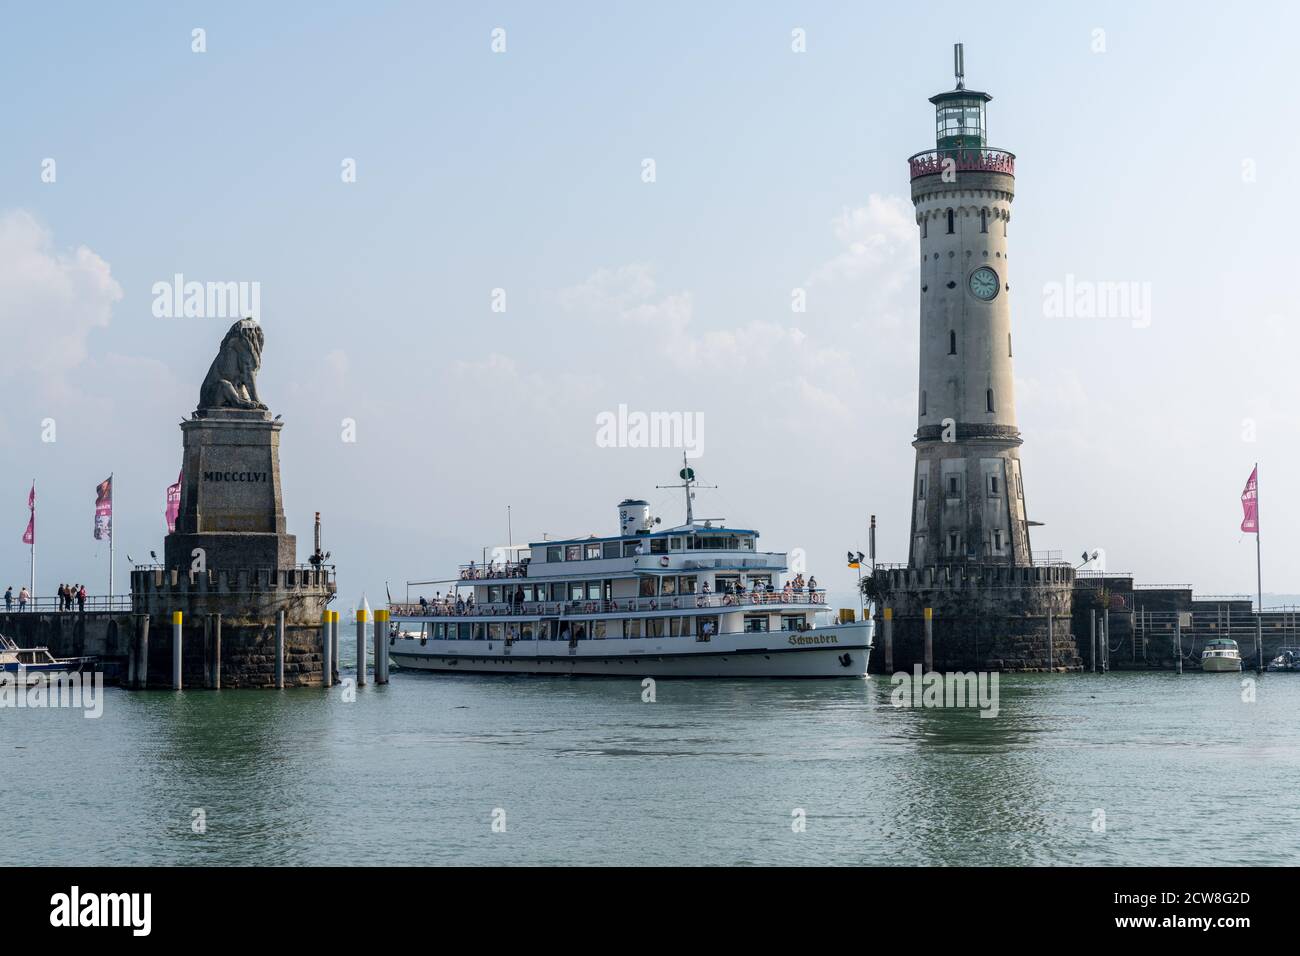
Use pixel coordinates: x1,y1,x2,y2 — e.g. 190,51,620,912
198,318,268,411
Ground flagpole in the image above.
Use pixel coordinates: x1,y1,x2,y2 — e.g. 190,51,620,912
108,471,115,604
1255,462,1263,673
29,478,35,599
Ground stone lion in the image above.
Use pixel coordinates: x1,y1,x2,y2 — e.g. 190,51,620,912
198,318,267,411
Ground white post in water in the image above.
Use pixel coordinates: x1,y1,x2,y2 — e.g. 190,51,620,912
171,610,183,690
275,609,286,689
923,607,934,672
1176,612,1183,675
321,609,332,687
356,607,368,686
138,615,150,689
375,608,390,684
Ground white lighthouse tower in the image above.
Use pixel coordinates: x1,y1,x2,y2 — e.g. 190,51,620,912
907,43,1030,568
873,45,1078,674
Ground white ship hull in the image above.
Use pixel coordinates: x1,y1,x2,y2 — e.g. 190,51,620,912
1201,653,1242,672
389,623,872,679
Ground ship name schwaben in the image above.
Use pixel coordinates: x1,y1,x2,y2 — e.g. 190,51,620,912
787,634,839,646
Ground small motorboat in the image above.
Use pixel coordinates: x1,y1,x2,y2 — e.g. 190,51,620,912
0,635,95,679
1266,646,1300,672
1201,638,1243,672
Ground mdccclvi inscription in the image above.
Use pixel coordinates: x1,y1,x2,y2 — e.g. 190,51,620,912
202,470,269,483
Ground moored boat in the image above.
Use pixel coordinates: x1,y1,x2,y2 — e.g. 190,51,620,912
0,634,95,679
388,465,872,678
1201,638,1242,672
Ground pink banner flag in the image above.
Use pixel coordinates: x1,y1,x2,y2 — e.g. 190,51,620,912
21,482,34,544
1240,466,1259,534
166,470,182,533
94,476,113,541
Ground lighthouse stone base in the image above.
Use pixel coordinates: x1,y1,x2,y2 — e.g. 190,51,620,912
873,564,1080,673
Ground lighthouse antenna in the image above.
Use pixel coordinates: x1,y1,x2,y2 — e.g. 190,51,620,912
954,42,965,89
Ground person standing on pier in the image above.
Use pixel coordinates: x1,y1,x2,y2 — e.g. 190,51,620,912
18,586,29,611
77,584,86,612
3,586,11,611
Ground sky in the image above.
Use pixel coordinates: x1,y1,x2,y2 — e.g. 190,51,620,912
2,1,1298,608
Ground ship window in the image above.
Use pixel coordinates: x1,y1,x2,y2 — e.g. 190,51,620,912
591,620,606,639
549,583,565,601
459,623,471,640
473,623,486,640
520,622,534,641
535,621,550,641
662,577,677,596
679,575,697,594
546,546,561,562
782,614,806,631
602,541,621,559
646,618,665,638
565,544,581,561
670,537,682,550
987,389,996,413
585,543,601,560
946,208,954,234
639,576,657,597
586,581,601,600
650,538,668,554
622,540,639,557
569,582,585,601
744,615,770,633
488,586,501,603
948,330,956,354
623,619,642,639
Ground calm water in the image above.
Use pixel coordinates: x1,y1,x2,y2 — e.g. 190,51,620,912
4,660,1298,866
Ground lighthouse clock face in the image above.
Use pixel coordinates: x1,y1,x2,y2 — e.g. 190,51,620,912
969,266,999,301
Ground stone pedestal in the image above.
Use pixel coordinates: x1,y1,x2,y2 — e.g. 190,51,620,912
164,408,295,570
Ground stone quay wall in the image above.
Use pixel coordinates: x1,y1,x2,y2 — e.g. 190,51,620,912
873,563,1079,673
129,565,335,688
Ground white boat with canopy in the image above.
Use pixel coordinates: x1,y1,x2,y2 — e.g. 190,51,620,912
387,465,872,678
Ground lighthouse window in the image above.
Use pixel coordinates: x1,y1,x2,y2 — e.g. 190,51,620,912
980,209,988,233
948,533,959,554
989,475,1000,496
946,209,955,234
917,477,927,500
1008,333,1013,357
948,330,957,355
922,218,928,238
986,389,996,413
947,476,960,496
921,390,927,416
994,530,1004,551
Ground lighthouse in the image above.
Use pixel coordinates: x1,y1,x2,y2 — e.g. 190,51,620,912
873,46,1079,673
908,43,1028,568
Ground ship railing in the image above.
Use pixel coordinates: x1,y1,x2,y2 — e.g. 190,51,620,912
389,590,827,618
390,621,863,644
456,562,529,580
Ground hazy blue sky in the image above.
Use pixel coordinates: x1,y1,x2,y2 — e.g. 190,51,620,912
2,1,1297,607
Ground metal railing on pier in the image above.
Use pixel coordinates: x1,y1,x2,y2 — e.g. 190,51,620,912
0,594,132,614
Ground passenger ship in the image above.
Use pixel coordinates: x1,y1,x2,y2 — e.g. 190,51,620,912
388,467,872,678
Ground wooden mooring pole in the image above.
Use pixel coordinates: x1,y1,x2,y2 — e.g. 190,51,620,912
923,607,933,672
321,609,332,687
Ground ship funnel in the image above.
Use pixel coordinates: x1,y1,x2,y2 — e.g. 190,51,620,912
618,499,652,535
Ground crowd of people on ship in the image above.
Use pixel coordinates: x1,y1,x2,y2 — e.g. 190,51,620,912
457,560,528,581
403,572,821,617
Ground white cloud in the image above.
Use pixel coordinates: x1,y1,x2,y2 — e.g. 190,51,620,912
807,194,916,289
0,210,123,381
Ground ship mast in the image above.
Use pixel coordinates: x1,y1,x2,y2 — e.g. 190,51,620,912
656,453,714,526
